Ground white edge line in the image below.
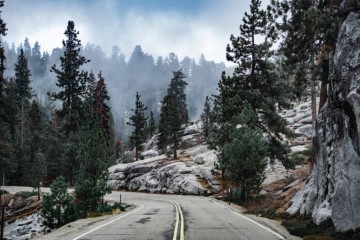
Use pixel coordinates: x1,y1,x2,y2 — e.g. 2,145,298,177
72,204,145,240
210,200,285,240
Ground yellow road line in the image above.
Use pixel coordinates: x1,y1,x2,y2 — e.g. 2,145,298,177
175,202,185,240
173,202,179,240
172,201,185,240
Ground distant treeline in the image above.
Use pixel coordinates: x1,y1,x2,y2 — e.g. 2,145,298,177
3,40,233,140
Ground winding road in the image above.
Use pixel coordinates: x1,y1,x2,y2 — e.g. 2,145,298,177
4,187,289,240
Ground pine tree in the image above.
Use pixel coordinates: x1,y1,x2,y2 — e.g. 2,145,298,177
148,111,155,138
13,48,33,184
128,92,148,160
23,38,31,60
159,94,182,159
210,0,293,180
75,116,111,216
30,41,42,77
26,100,48,189
0,0,6,122
14,48,32,149
157,110,168,153
32,151,47,200
269,0,340,124
0,0,9,184
93,72,111,135
167,69,188,124
224,102,267,202
41,176,77,229
200,96,211,140
84,70,96,105
50,20,89,134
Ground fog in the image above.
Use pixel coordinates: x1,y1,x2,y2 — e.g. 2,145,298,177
2,0,271,139
3,0,270,63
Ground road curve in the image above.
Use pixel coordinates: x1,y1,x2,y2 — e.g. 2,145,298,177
4,187,288,240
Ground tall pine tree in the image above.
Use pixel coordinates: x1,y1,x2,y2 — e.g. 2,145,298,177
13,48,33,184
210,0,293,182
50,20,89,134
201,96,211,140
148,111,155,138
93,72,111,135
0,0,9,184
75,116,111,217
167,69,188,124
128,92,148,160
158,94,182,159
269,0,340,125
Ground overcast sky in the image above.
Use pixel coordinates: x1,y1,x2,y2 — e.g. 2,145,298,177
2,0,271,63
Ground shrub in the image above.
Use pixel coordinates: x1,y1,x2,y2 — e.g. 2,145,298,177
41,176,77,229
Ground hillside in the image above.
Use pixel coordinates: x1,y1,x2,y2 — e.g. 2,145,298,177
107,99,315,199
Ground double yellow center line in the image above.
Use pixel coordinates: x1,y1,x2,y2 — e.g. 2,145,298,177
172,201,184,240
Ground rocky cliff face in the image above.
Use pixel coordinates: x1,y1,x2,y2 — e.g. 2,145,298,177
287,2,360,232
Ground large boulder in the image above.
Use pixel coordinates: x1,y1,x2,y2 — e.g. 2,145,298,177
287,9,360,232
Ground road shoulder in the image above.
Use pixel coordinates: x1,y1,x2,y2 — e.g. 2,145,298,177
210,197,302,240
34,204,137,240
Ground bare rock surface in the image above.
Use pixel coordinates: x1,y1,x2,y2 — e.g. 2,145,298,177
287,8,360,232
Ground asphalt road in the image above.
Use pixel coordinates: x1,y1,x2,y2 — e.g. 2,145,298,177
4,187,287,240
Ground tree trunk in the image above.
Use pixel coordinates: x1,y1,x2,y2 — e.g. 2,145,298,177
135,146,138,161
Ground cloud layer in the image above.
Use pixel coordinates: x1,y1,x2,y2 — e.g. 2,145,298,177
3,0,270,63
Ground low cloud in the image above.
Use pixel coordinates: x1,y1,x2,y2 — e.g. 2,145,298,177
3,0,271,63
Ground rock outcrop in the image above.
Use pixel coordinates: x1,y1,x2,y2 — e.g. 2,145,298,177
287,6,360,232
108,145,220,195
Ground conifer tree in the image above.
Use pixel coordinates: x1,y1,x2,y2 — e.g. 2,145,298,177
14,48,32,150
75,116,111,216
41,176,77,229
157,110,168,153
50,20,89,134
167,69,188,124
0,0,6,120
269,0,340,124
148,111,155,138
0,0,9,184
128,92,148,160
32,151,47,200
224,102,268,202
158,94,182,159
93,72,111,135
201,96,211,140
13,48,33,184
210,0,293,181
85,70,96,105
